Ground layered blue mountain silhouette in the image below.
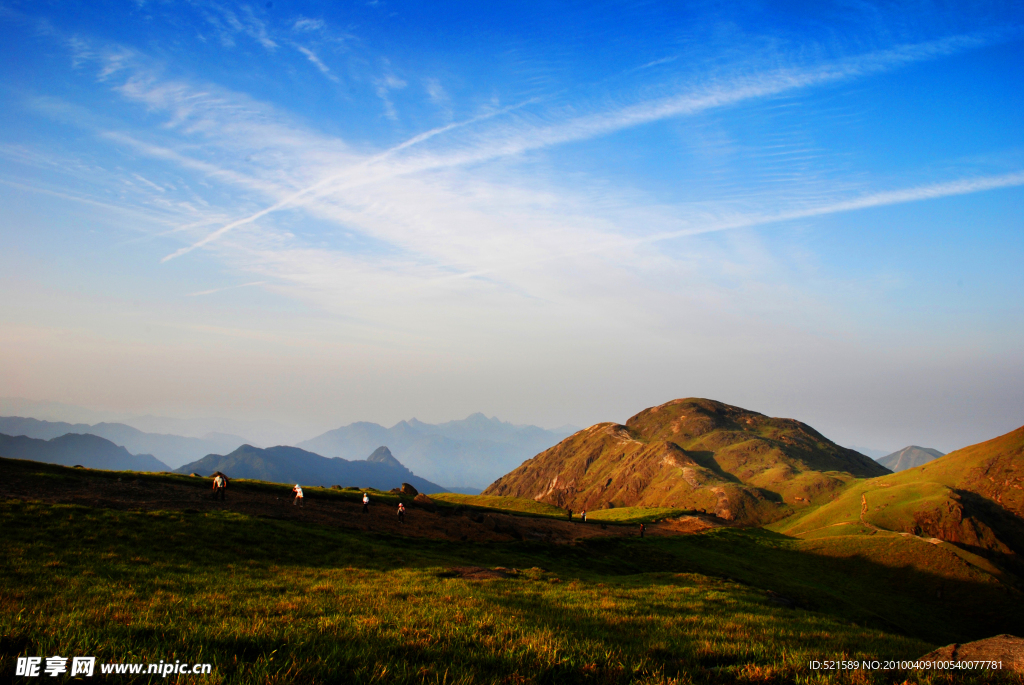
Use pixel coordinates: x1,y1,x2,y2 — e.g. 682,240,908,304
298,413,575,489
0,416,246,469
175,444,444,493
0,433,170,472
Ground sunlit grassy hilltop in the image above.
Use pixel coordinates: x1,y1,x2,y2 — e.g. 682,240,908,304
485,399,887,525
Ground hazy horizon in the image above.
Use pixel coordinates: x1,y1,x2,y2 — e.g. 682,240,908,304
2,2,1022,458
0,394,1008,458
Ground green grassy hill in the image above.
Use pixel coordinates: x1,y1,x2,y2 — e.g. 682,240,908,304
771,425,1024,577
883,426,1024,519
484,399,886,525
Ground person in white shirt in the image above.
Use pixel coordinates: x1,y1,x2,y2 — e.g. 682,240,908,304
362,492,370,514
292,484,304,507
212,474,227,501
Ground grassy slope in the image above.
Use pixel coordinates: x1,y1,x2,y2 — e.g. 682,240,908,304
432,493,694,525
584,507,688,524
770,425,1024,576
5,497,1024,685
429,493,567,519
881,426,1024,518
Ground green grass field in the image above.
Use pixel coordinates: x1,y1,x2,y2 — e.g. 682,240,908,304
427,494,682,525
3,459,1023,684
3,496,1024,684
429,493,566,518
584,507,688,524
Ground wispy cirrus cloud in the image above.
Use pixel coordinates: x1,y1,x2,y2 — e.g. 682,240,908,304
198,2,276,50
154,31,1005,263
39,26,1024,342
292,17,324,32
374,72,407,121
295,45,338,82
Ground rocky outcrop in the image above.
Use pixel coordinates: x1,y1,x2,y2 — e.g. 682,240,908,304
919,635,1024,671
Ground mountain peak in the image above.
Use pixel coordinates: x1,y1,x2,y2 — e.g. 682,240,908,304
485,397,888,524
878,446,945,472
464,412,499,424
366,445,404,469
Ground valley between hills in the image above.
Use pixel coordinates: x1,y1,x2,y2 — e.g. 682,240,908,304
2,397,1023,684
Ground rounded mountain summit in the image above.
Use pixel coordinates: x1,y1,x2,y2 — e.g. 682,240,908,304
484,398,889,525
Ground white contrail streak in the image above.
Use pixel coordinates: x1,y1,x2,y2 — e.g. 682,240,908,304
436,170,1024,282
651,170,1024,242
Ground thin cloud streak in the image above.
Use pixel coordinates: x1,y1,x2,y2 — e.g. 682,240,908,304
651,170,1024,242
296,46,338,82
433,170,1024,283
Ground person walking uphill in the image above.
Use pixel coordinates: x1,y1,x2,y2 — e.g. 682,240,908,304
212,473,227,501
397,502,405,523
362,492,370,514
292,484,304,507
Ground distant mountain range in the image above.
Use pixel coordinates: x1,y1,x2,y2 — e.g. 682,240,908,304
298,413,575,489
176,444,445,493
0,409,573,486
0,416,247,469
877,445,944,472
485,398,890,525
119,415,308,448
0,433,169,472
0,397,309,448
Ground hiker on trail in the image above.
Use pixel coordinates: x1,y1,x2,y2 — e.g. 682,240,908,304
582,509,587,522
292,484,304,507
568,508,573,521
212,473,227,501
362,492,370,514
640,523,645,539
397,502,406,523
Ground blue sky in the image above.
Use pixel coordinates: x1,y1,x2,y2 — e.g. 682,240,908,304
1,1,1022,452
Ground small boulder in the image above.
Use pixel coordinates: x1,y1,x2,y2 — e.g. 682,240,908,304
401,483,419,496
919,635,1024,671
413,493,435,512
190,473,201,477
